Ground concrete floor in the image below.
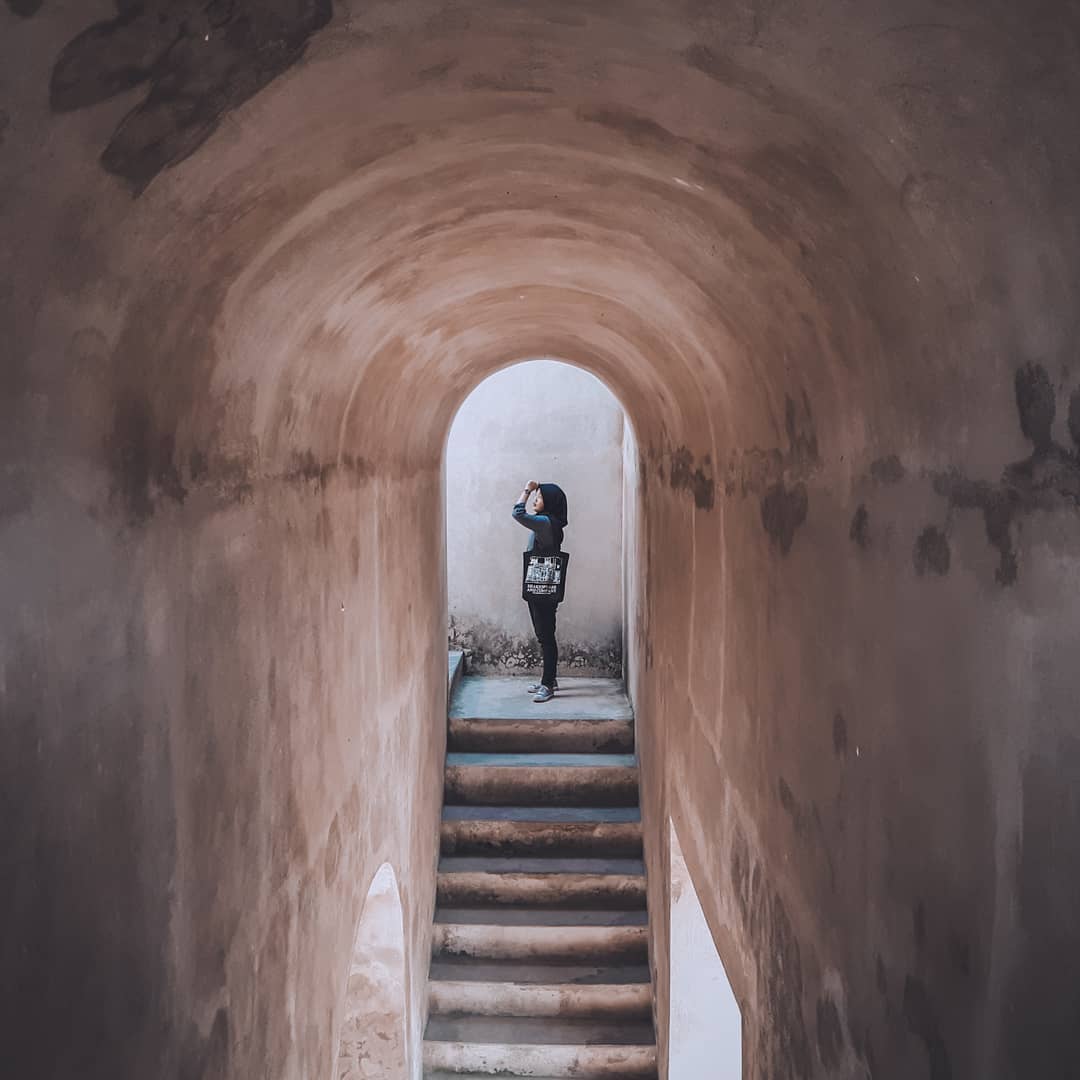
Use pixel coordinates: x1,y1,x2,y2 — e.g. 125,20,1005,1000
450,677,634,723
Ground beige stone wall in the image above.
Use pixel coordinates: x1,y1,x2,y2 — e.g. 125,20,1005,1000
3,2,1080,1078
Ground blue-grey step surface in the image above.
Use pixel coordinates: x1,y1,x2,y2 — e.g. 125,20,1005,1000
450,677,633,722
447,753,637,767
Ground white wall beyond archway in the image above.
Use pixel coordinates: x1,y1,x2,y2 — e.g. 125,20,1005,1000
445,359,626,676
334,863,409,1080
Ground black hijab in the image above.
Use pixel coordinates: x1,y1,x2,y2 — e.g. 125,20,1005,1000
538,483,568,549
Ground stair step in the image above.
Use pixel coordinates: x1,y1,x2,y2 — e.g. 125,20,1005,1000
441,819,643,858
443,806,640,823
437,871,647,910
444,765,639,807
425,1015,655,1045
429,980,653,1020
440,857,644,875
429,959,651,984
449,716,635,754
446,753,636,767
433,924,648,963
435,907,648,927
422,1040,657,1078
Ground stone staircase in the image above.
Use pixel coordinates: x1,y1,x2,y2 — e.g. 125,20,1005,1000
423,677,656,1079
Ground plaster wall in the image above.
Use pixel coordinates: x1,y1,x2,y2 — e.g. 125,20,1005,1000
2,3,1080,1079
445,360,625,676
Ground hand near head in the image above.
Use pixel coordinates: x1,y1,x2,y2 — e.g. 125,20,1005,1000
525,481,539,493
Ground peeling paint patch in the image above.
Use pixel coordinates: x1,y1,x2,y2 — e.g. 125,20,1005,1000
929,363,1080,585
50,1,334,192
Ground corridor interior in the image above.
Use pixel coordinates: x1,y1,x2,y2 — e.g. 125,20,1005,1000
4,3,1080,1079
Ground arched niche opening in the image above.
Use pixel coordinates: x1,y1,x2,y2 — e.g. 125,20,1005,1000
444,358,635,682
669,819,743,1079
333,863,409,1080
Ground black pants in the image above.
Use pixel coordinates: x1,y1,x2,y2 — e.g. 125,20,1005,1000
528,600,559,688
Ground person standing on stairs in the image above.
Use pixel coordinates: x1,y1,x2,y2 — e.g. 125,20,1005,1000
513,480,568,704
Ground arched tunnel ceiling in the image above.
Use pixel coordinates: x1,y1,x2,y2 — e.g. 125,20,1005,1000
9,0,1075,499
5,6,1080,1080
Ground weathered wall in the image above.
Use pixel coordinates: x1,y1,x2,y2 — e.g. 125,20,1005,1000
445,359,624,676
2,2,1080,1079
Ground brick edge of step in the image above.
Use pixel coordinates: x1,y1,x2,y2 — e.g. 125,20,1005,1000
432,923,647,962
422,1040,658,1079
429,980,653,1020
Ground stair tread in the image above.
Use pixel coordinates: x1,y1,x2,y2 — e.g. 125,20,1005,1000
440,857,645,874
429,960,652,984
435,907,649,926
447,753,637,767
428,980,653,1020
443,807,641,823
432,923,647,962
423,1038,657,1079
424,1015,655,1045
441,820,643,859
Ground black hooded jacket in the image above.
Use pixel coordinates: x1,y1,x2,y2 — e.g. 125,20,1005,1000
512,483,568,553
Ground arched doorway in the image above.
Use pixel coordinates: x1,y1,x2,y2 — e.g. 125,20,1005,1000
334,863,408,1080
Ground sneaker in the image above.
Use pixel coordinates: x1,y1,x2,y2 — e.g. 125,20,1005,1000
533,686,555,704
526,680,558,694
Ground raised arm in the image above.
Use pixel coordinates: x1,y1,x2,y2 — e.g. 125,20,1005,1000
512,480,546,532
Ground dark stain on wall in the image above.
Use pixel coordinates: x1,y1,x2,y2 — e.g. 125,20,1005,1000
913,899,927,948
106,395,188,524
876,953,888,996
50,1,333,192
1015,361,1056,453
849,503,870,548
727,393,820,559
1001,738,1080,1076
1,629,175,1078
931,363,1080,585
668,446,715,509
948,933,971,977
913,525,950,576
577,104,680,151
832,710,848,758
323,812,342,887
761,480,808,555
5,0,43,15
816,993,845,1069
903,976,953,1080
870,454,906,484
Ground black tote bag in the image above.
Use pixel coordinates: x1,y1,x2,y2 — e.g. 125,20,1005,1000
522,550,570,604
